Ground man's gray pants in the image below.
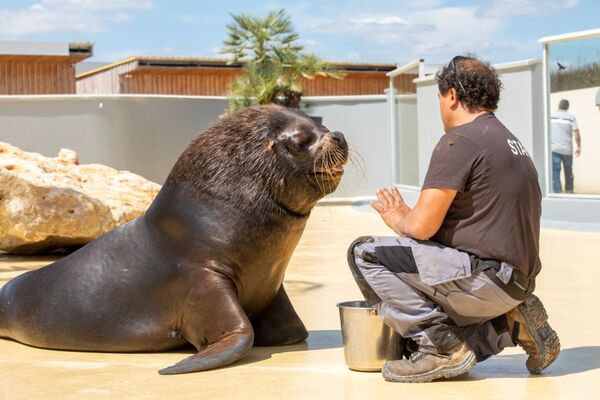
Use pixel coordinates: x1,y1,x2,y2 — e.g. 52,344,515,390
348,236,521,361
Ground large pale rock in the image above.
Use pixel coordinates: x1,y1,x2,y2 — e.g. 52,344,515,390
0,142,161,254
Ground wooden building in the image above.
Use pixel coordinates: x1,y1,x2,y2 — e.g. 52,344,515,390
76,57,416,96
0,42,93,94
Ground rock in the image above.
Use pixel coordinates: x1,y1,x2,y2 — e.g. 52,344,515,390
57,148,80,165
0,142,161,254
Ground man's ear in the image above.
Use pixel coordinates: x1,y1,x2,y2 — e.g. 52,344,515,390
448,87,460,109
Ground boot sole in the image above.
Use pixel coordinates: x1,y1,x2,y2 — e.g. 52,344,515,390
527,328,560,374
519,295,561,374
382,351,477,383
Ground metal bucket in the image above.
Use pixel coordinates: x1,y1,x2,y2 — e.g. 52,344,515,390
337,300,403,372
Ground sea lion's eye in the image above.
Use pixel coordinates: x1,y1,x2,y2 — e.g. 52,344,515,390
286,140,304,154
291,131,312,149
282,128,314,154
284,136,309,156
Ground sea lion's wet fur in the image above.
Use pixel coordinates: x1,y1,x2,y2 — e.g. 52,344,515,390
0,104,348,375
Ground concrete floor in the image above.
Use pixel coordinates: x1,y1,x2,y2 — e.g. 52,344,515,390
1,205,599,399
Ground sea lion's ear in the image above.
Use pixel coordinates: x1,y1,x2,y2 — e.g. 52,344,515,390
267,140,275,150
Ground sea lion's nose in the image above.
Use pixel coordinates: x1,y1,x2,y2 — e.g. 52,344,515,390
329,131,347,148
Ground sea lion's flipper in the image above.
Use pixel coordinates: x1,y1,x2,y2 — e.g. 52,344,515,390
251,284,308,346
158,269,254,375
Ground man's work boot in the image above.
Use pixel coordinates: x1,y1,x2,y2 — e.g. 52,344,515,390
382,343,476,383
505,294,560,374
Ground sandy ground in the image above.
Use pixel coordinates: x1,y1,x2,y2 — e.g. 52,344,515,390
1,205,599,399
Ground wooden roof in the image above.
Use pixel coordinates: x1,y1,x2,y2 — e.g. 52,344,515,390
0,42,93,63
77,56,398,79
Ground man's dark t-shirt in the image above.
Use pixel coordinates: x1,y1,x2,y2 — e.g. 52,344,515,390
423,113,541,278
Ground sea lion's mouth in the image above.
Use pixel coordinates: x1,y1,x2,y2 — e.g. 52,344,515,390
308,134,349,190
309,164,345,180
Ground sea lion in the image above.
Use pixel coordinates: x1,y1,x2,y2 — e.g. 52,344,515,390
0,105,348,375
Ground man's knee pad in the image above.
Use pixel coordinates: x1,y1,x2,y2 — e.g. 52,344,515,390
347,236,375,265
346,236,380,304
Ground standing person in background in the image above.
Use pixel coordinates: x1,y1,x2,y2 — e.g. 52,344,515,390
551,99,580,193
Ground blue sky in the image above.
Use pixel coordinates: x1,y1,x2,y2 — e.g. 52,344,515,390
0,0,598,65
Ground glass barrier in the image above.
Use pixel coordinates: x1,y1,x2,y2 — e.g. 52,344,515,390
546,35,600,195
394,95,420,187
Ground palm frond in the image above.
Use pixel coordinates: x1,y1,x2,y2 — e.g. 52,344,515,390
223,10,345,111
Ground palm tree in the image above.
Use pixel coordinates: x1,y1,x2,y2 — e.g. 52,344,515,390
222,9,344,111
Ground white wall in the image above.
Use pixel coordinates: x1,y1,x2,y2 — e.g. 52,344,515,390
1,88,600,227
0,95,228,185
414,79,443,184
550,86,600,194
395,95,419,186
0,94,393,198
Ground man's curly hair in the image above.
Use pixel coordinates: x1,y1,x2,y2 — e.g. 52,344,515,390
436,55,502,112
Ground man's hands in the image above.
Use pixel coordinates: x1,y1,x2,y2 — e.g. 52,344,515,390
370,187,410,236
370,186,458,240
574,130,581,157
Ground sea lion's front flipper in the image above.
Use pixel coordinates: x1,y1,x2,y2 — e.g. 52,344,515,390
158,269,254,375
251,284,308,346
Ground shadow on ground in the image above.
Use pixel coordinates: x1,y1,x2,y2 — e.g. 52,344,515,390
163,329,343,368
241,329,343,366
472,346,600,379
341,345,600,383
285,280,323,293
240,343,600,379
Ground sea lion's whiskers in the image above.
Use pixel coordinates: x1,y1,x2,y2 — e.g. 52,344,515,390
319,155,328,195
315,156,326,195
331,151,345,168
313,155,326,195
323,152,333,193
348,147,367,182
322,152,333,195
328,150,341,192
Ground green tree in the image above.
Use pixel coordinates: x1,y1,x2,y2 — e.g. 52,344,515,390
222,9,344,110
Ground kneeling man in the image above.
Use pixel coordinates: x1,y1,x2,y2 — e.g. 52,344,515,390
348,55,560,383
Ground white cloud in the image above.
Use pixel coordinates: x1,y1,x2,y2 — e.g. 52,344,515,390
297,38,326,54
295,2,560,63
477,0,578,18
339,51,362,61
42,0,153,11
305,5,503,59
309,15,429,36
405,7,503,53
112,12,130,23
0,0,153,36
348,16,410,28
